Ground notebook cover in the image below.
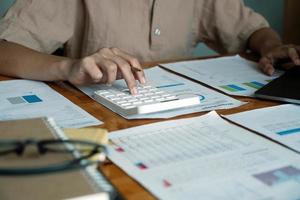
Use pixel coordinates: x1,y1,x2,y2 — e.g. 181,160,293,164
0,118,108,200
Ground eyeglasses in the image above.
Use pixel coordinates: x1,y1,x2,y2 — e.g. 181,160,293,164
0,138,106,176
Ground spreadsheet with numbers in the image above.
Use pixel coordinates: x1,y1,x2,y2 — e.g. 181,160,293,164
108,111,300,200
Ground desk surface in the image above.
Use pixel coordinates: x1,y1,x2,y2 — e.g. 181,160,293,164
0,57,280,200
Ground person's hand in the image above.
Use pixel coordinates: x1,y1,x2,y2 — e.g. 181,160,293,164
66,47,146,94
259,44,300,75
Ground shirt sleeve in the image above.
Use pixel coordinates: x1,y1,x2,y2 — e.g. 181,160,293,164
197,0,270,54
0,0,77,54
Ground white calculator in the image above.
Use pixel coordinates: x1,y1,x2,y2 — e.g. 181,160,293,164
93,84,200,116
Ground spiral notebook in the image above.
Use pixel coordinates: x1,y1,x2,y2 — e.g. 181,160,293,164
0,117,116,200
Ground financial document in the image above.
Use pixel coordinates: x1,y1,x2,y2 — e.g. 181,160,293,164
108,111,300,200
224,104,300,153
161,55,284,97
78,67,244,119
0,80,102,128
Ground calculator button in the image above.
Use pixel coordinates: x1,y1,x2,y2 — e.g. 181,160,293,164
116,100,127,104
144,99,154,103
151,96,160,99
95,90,110,95
103,94,115,98
154,91,164,94
156,98,166,101
120,103,131,107
124,105,136,109
132,101,143,105
110,97,120,101
166,96,178,100
128,99,138,103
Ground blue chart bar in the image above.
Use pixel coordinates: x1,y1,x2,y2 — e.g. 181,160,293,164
156,83,184,88
22,95,43,103
277,128,300,135
251,81,265,87
227,84,246,91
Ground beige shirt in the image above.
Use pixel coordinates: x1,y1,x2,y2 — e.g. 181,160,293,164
0,0,269,62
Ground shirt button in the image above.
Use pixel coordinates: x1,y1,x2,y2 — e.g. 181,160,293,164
154,28,161,36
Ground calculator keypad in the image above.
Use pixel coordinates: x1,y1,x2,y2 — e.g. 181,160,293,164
95,85,177,109
93,84,200,116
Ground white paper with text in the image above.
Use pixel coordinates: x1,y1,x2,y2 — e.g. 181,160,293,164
108,111,300,200
161,55,284,97
224,104,300,153
0,80,101,128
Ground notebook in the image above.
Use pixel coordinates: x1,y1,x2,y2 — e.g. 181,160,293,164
0,117,114,200
254,67,300,104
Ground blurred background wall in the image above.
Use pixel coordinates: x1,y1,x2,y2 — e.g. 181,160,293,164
0,0,15,18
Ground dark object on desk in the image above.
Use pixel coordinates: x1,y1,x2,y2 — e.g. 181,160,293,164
255,67,300,104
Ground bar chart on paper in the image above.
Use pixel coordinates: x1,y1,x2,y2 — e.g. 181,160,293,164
161,55,284,97
253,166,300,187
220,80,269,93
7,94,43,104
0,80,101,128
224,104,300,152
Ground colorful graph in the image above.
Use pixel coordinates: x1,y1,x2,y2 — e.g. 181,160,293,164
220,80,267,92
276,128,300,136
7,95,42,104
243,81,265,89
220,84,246,92
253,166,300,186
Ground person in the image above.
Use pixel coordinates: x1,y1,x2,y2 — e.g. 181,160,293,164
0,0,299,95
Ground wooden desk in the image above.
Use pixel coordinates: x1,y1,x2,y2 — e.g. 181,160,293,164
0,57,281,200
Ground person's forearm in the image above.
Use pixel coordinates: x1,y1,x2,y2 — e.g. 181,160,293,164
0,40,73,81
248,27,282,56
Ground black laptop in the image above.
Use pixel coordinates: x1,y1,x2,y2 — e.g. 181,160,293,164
254,67,300,104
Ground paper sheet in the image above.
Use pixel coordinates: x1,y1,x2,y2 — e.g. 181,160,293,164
161,55,284,97
78,67,244,119
224,104,300,153
0,80,102,128
108,111,300,200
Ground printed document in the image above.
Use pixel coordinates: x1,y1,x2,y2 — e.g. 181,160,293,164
108,111,300,200
224,104,300,153
78,67,244,119
161,55,283,97
0,80,101,128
